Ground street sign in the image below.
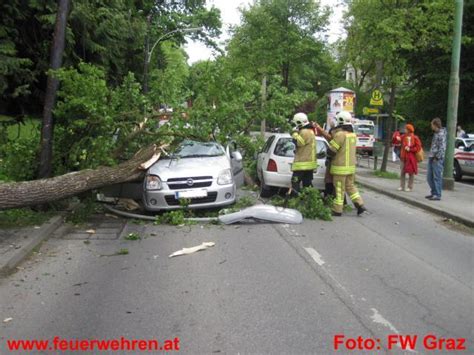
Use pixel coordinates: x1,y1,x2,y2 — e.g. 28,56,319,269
370,89,383,106
363,107,379,115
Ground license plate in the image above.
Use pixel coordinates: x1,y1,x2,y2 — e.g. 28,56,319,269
175,189,208,199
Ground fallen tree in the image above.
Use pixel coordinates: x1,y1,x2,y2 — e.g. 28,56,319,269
0,144,166,210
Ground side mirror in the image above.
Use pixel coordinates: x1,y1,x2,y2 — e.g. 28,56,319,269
232,151,243,162
317,151,327,159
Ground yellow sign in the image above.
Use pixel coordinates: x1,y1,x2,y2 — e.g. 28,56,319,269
370,89,383,106
363,107,379,115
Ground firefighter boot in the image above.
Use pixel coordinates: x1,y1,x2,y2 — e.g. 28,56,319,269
354,202,368,216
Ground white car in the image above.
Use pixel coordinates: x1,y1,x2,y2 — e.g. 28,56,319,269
455,134,474,149
454,136,474,181
256,133,329,196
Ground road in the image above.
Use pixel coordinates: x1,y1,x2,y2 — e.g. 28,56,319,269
0,190,473,354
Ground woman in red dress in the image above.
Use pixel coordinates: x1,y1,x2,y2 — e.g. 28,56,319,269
398,124,421,192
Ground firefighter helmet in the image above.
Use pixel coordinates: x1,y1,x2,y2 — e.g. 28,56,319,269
336,111,352,126
292,112,309,129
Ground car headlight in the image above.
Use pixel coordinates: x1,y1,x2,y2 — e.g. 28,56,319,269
217,169,233,185
146,175,162,190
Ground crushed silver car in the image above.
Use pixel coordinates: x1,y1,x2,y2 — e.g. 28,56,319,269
143,140,243,211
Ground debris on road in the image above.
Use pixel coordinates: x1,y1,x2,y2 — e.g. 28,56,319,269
169,242,215,258
3,317,13,323
86,229,96,234
124,232,141,240
218,205,303,225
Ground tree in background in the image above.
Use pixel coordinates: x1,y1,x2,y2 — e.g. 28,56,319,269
148,43,189,110
343,0,456,171
0,0,221,116
223,0,335,131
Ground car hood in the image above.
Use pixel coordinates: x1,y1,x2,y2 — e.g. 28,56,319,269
148,155,230,180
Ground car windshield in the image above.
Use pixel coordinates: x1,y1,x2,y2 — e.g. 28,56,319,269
166,140,225,158
354,125,374,135
274,138,327,158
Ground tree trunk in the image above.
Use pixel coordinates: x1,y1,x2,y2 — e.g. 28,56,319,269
380,83,396,172
38,0,70,179
0,145,161,210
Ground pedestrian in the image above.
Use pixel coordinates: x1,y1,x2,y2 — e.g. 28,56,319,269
289,112,317,195
426,118,447,201
320,111,367,216
456,125,467,138
398,124,421,192
391,128,402,162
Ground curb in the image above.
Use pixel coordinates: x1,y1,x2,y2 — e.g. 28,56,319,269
0,215,63,276
356,177,474,228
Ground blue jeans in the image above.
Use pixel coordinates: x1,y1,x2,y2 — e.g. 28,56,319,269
427,158,444,198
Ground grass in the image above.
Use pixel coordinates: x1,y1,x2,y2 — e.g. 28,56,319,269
373,170,399,179
0,208,53,228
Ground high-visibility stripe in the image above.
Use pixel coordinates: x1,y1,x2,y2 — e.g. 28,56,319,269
330,140,340,150
292,161,317,171
334,181,343,205
292,133,306,146
345,135,350,169
331,165,356,175
350,192,360,201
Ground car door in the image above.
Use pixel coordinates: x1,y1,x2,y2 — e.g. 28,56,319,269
312,138,328,190
226,142,244,187
257,135,276,181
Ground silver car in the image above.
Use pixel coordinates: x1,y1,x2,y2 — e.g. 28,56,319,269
256,133,329,196
143,140,243,211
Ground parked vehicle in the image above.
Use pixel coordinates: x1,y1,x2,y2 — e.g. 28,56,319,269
353,119,375,155
256,133,329,197
143,140,243,211
454,136,474,181
455,134,474,149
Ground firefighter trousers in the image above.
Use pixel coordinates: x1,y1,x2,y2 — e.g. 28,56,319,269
332,174,364,213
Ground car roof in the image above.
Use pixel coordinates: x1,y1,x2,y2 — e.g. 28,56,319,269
267,132,327,142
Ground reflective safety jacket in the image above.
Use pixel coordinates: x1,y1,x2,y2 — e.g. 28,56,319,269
291,127,317,171
329,130,357,175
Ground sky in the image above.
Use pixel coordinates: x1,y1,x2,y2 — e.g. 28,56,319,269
183,0,347,64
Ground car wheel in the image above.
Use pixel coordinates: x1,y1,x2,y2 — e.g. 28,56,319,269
259,178,275,198
453,160,462,181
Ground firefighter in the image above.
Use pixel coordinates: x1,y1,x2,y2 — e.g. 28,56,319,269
314,118,342,199
325,111,367,216
290,112,317,195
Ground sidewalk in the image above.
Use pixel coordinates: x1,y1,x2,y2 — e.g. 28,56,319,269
356,162,474,227
0,216,63,275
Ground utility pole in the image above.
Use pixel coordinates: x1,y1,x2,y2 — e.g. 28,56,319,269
260,74,267,137
443,0,464,190
38,0,70,179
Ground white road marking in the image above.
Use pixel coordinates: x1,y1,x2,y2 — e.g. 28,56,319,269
304,247,325,266
370,308,399,333
370,308,418,353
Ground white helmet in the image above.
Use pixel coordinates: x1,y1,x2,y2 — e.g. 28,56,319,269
292,112,309,129
336,111,352,126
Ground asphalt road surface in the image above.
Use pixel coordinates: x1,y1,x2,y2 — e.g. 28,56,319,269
1,190,473,354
